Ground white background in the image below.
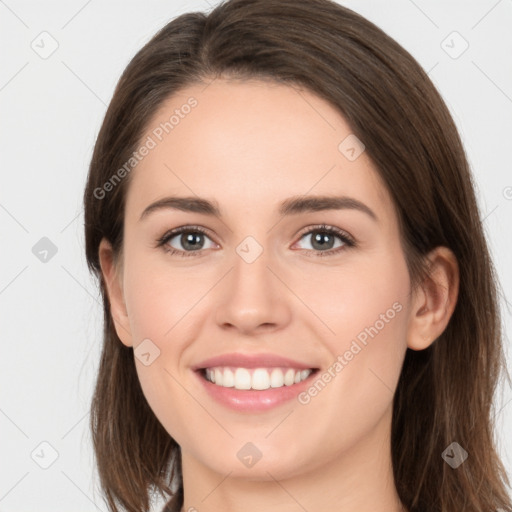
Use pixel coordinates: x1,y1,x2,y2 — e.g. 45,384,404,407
1,0,511,510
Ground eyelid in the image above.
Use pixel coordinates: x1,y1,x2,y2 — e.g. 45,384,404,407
155,224,217,249
294,223,355,245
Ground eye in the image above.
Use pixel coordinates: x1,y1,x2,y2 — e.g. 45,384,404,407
156,225,217,257
293,224,355,257
155,223,356,258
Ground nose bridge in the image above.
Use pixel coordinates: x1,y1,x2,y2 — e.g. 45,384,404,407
214,233,291,332
230,234,277,303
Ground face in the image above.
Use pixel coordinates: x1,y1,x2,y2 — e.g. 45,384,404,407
102,78,416,481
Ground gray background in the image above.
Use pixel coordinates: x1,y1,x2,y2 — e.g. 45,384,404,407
1,0,511,510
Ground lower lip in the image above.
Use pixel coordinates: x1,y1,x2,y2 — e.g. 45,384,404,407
194,370,317,412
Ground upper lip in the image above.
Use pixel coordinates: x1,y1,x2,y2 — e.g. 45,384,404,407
192,352,318,371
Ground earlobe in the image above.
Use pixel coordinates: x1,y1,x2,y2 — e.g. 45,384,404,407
407,246,460,351
98,238,134,347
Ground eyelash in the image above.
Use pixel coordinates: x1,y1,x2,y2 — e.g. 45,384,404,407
155,224,356,258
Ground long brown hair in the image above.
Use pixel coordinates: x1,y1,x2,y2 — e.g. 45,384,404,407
83,1,512,510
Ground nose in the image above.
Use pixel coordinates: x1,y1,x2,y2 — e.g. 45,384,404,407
214,244,292,335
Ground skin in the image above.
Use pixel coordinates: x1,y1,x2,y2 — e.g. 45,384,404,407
99,78,459,512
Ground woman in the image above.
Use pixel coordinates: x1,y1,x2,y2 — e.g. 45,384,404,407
83,0,512,511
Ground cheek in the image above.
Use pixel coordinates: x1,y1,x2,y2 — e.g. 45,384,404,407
296,249,410,407
123,253,207,343
123,262,197,442
290,248,410,352
120,253,213,439
289,274,409,467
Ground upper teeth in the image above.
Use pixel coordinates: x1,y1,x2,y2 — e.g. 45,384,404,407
204,367,313,390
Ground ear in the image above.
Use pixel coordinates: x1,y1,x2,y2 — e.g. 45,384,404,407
407,246,459,351
98,237,134,347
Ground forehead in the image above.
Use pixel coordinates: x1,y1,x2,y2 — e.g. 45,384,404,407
124,78,394,224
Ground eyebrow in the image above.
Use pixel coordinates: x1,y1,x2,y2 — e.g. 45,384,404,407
139,195,378,222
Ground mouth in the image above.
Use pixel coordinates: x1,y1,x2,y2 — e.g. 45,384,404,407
199,366,316,390
193,358,320,412
191,352,320,412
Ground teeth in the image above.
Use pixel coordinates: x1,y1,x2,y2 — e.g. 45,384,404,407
270,368,284,388
284,368,295,386
234,368,251,390
203,367,313,390
214,368,223,386
223,368,235,387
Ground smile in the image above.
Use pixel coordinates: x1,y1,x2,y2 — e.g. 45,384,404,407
203,366,313,390
192,352,320,412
